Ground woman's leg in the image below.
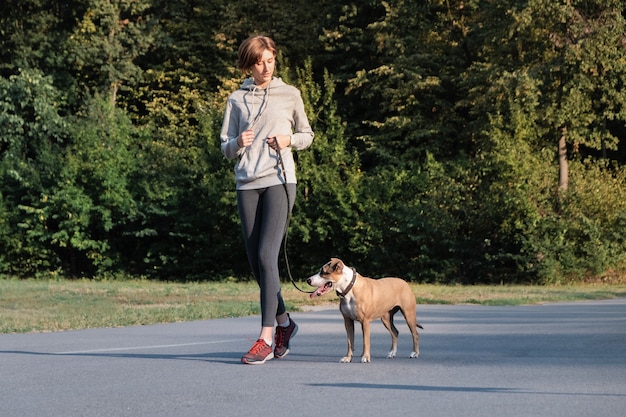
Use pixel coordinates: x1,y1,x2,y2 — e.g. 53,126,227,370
256,184,294,326
237,184,295,328
237,188,263,284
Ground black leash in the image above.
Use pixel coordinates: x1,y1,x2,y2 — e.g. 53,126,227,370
277,150,315,294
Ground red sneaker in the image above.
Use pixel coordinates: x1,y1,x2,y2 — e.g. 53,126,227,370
274,314,298,359
241,339,274,365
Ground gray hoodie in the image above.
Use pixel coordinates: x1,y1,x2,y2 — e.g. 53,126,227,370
220,77,314,190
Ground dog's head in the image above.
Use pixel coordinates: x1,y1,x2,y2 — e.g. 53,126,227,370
306,258,345,298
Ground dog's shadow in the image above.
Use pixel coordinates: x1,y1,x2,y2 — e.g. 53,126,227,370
307,382,520,393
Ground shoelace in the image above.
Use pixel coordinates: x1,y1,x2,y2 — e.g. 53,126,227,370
249,340,269,354
274,325,288,346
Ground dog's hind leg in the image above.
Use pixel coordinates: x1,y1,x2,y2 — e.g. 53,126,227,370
400,305,420,358
381,307,400,359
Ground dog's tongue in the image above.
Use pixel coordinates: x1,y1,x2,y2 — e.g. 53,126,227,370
310,283,332,298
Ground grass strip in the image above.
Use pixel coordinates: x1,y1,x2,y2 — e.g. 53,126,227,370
1,278,625,333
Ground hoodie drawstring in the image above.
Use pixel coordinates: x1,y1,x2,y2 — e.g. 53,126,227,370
246,81,270,131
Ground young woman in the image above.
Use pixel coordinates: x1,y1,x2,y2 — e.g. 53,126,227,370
220,35,314,364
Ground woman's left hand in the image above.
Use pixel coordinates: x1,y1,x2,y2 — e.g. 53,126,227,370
267,135,291,151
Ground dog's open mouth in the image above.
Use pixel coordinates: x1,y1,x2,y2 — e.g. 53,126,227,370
310,282,333,298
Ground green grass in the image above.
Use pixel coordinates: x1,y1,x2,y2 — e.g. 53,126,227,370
1,278,625,333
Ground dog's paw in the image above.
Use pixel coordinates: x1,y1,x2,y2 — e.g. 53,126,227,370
360,356,371,363
387,350,397,359
340,356,352,363
409,352,419,359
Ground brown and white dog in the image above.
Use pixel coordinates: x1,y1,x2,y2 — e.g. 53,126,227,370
306,258,423,363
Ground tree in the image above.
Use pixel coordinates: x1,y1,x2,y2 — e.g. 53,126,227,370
335,0,470,168
69,0,154,106
0,69,68,275
0,0,76,76
509,0,626,192
466,0,626,281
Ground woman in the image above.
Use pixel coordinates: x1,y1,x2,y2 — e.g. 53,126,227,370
220,35,314,364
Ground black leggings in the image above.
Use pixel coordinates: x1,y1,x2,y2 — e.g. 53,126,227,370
237,184,296,327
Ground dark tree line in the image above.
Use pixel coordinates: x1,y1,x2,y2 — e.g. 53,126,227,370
1,0,625,284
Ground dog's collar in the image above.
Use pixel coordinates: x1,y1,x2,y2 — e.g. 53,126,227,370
336,267,357,298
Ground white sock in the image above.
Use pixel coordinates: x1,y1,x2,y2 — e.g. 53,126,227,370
263,338,272,346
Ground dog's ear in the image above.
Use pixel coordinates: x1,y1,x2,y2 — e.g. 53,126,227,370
329,258,343,272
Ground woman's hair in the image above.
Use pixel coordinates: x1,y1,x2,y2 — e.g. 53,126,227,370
237,35,277,72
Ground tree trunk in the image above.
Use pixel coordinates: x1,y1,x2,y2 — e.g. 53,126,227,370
558,126,568,192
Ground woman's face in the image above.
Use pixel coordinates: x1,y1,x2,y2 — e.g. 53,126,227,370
250,49,275,87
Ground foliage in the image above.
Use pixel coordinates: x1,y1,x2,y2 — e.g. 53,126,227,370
69,0,155,105
286,63,364,276
1,0,626,283
0,69,68,275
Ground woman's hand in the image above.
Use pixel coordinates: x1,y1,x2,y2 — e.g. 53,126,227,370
238,129,254,148
266,134,291,151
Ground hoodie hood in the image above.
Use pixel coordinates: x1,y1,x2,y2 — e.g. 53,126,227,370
240,77,286,90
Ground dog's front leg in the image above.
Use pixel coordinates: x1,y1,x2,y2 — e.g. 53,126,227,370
360,320,371,363
341,316,355,363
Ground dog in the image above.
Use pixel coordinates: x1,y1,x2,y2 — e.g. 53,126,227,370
306,258,423,363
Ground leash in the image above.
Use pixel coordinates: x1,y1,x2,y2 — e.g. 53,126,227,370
277,150,315,294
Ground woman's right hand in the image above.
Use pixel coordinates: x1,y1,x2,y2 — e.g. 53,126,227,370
238,129,254,148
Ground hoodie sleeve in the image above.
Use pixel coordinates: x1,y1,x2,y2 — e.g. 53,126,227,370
290,90,314,151
220,97,244,160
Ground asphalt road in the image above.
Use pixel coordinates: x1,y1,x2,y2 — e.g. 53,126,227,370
1,298,625,417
